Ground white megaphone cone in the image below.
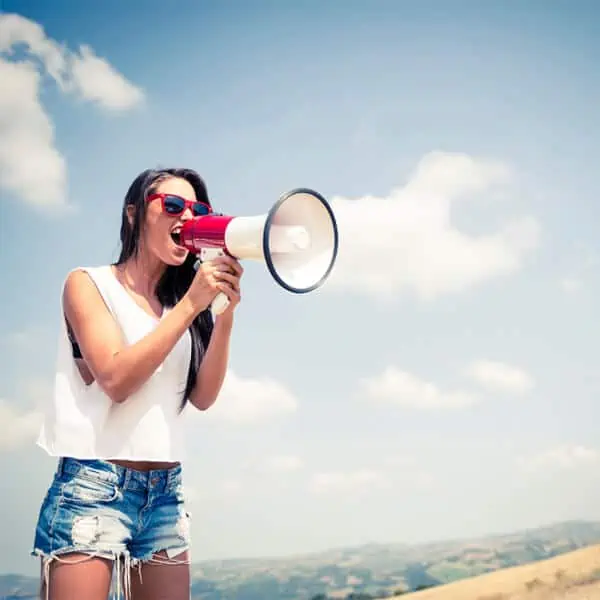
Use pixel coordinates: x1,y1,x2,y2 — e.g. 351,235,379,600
178,188,339,315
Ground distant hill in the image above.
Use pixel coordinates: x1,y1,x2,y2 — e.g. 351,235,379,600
3,520,600,599
388,542,600,600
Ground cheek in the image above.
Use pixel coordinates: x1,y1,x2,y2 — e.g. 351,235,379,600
146,217,171,248
140,214,163,241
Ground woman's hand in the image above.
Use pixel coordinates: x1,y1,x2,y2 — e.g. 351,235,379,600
184,261,220,313
213,255,244,316
184,254,243,316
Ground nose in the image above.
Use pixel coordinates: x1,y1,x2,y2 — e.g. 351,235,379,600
180,207,194,221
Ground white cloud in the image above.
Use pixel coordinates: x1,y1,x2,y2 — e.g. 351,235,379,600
0,399,42,452
19,378,53,411
411,472,436,489
261,454,304,472
0,14,144,109
327,151,540,300
201,370,298,423
517,445,599,472
361,366,476,410
560,277,583,294
0,57,67,209
465,359,534,395
383,454,417,468
220,479,243,496
0,13,144,209
67,44,145,110
558,243,599,294
382,456,436,489
309,469,389,494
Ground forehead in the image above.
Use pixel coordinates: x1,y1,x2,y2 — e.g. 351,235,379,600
154,176,196,199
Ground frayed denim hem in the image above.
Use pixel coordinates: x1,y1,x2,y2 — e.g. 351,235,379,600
31,545,192,600
32,546,133,600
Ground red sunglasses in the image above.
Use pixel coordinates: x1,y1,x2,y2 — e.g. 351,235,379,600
146,193,212,217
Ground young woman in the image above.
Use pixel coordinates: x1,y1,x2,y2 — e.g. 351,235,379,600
31,168,243,600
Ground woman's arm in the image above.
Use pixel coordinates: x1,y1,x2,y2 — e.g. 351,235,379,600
189,257,243,410
64,269,206,403
189,312,234,411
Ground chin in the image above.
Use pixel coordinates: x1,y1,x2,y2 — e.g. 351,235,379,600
166,252,189,267
161,239,191,267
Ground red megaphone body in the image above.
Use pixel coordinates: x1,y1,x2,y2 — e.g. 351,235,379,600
176,188,339,314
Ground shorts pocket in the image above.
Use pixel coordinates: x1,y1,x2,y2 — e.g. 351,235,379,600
61,476,120,504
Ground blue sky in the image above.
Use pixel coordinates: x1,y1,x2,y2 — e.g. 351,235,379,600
1,0,600,576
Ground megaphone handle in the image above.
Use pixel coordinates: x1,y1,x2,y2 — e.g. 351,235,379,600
198,248,230,317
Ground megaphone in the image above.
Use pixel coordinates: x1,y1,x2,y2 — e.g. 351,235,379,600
178,188,339,315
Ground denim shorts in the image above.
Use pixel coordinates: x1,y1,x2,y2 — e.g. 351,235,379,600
31,457,192,596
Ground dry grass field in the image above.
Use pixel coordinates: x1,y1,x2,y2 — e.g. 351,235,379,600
391,544,600,600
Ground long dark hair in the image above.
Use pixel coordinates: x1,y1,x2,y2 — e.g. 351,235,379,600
114,167,214,410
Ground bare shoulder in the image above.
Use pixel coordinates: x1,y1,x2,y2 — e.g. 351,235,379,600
63,268,98,297
62,267,124,375
63,268,107,315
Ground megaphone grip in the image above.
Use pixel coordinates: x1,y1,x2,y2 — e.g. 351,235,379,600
199,248,231,317
211,292,230,315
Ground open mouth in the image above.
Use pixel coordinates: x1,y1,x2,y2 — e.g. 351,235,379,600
170,230,182,246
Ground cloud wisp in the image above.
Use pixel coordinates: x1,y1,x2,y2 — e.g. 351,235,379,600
327,151,540,301
361,359,535,410
0,13,144,211
198,369,298,424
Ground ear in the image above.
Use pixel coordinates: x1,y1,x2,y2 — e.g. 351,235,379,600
126,205,136,227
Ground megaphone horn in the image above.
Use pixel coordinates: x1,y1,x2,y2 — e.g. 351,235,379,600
178,188,339,315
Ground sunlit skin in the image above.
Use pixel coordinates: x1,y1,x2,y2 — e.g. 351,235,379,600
137,177,197,269
65,174,244,462
52,175,244,600
112,177,222,320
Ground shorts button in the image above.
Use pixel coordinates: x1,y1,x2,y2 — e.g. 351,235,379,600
150,477,159,485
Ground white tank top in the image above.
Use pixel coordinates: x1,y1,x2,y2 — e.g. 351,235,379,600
36,265,193,462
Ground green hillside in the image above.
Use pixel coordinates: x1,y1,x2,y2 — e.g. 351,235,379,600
3,520,600,600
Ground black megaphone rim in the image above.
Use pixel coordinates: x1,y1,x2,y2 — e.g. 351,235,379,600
262,187,339,294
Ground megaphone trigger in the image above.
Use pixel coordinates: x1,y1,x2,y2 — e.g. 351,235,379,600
180,187,339,310
197,247,231,317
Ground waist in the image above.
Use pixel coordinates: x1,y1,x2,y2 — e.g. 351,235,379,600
57,456,183,492
109,458,180,472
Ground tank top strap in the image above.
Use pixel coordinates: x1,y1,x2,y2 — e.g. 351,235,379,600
73,265,122,317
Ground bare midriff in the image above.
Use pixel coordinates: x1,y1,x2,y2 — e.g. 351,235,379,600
109,459,180,471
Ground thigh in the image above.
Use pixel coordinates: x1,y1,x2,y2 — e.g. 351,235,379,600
41,553,114,600
32,460,134,597
129,549,191,600
129,482,192,600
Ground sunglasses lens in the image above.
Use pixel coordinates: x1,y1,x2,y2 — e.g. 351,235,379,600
163,195,185,214
193,203,211,216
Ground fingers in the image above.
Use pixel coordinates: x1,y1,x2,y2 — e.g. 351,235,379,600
216,281,240,303
213,270,240,292
207,256,243,294
195,257,243,306
211,255,244,276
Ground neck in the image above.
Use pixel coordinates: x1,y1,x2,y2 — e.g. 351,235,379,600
119,252,166,297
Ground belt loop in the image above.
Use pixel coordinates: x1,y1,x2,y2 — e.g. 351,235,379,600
122,469,131,491
57,457,64,476
168,466,180,491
